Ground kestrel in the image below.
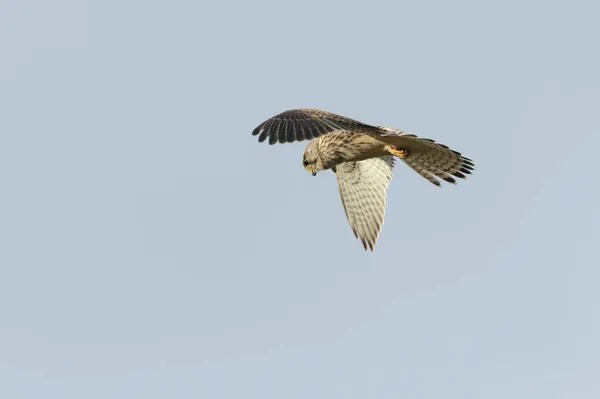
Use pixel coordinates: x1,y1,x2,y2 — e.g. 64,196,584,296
252,108,475,251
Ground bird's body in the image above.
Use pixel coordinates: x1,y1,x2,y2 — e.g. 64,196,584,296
252,108,475,251
304,132,389,171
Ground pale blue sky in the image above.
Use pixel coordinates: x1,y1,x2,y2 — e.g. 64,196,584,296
1,0,599,398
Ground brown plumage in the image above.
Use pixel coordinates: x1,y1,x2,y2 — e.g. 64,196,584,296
252,108,383,144
252,108,475,250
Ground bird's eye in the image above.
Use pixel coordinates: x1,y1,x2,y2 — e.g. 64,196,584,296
303,160,309,167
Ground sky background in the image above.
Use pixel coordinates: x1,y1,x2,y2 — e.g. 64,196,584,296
1,0,599,398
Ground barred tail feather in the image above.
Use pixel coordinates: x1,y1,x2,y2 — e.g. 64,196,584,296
380,132,475,186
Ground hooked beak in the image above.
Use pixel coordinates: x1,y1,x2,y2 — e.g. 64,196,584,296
305,164,317,176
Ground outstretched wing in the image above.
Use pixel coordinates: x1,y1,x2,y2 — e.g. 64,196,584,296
335,156,395,251
252,108,382,145
378,129,475,186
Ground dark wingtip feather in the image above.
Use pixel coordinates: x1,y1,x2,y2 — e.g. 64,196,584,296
304,129,314,140
459,167,472,175
252,126,262,136
443,176,457,184
288,128,297,143
268,133,278,145
368,239,376,251
452,171,466,179
258,131,268,142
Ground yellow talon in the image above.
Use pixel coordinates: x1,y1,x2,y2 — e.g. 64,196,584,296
387,146,409,158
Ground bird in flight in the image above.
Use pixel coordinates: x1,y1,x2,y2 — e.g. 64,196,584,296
252,108,475,251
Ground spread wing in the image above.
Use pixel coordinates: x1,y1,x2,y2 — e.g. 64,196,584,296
335,156,395,251
252,108,382,145
378,129,475,186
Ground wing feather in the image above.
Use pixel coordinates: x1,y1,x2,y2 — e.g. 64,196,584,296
252,108,382,145
335,156,395,251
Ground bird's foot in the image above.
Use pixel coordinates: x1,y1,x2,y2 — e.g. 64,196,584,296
386,146,409,158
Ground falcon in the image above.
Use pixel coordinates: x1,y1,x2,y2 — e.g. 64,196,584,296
252,108,475,251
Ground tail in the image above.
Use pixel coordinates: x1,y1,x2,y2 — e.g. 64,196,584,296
379,129,475,186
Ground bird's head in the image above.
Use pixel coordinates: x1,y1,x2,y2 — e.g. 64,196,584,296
302,141,325,176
